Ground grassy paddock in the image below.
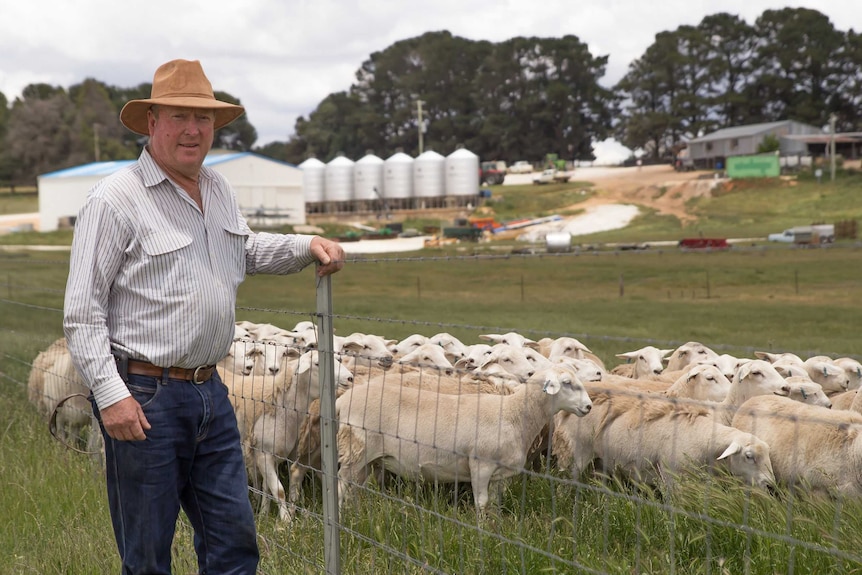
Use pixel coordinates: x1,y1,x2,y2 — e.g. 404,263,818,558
2,243,862,573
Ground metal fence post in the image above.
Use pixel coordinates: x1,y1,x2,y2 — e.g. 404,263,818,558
315,272,341,575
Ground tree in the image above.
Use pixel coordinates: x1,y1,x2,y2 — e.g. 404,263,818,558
748,8,844,126
697,13,758,127
4,91,81,184
757,134,781,153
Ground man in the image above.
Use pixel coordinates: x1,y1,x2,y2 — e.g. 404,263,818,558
63,59,344,575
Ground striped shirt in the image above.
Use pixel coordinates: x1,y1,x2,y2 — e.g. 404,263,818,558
63,147,317,410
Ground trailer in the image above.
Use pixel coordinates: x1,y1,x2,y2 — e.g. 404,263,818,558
678,237,730,250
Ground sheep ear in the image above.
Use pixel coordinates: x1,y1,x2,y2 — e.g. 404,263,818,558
736,362,752,381
524,341,541,350
542,377,562,395
717,442,742,460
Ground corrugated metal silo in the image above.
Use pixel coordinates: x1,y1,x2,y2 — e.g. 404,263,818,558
445,148,480,197
383,152,413,200
298,157,326,203
354,153,384,201
325,155,354,202
413,150,445,198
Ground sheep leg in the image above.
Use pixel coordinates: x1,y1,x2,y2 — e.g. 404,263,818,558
286,460,310,521
469,460,498,517
254,450,286,517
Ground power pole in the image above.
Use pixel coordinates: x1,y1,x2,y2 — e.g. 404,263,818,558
416,99,425,155
93,123,101,162
829,114,837,182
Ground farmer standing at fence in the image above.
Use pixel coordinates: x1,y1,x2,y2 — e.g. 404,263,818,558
63,59,345,575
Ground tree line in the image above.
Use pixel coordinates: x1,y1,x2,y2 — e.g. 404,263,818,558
1,7,858,187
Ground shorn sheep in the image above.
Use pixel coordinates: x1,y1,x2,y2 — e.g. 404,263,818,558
558,389,776,491
732,395,862,496
248,350,354,521
335,364,592,515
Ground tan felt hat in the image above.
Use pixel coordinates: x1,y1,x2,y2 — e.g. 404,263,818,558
119,59,245,136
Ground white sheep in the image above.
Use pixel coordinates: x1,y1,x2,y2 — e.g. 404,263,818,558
835,357,862,391
610,346,673,380
217,339,265,378
335,364,592,515
427,332,469,363
249,350,354,521
454,343,493,371
553,360,789,480
577,390,775,491
663,341,719,372
42,347,99,451
478,331,537,348
388,333,429,356
732,395,862,496
28,337,69,416
784,376,832,408
475,344,540,382
664,364,732,402
802,357,849,395
754,351,804,364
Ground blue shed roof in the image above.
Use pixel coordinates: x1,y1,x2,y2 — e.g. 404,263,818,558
40,152,296,179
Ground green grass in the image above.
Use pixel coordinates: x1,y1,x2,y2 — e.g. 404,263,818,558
2,173,862,573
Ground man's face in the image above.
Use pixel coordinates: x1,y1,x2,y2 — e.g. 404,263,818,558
147,105,215,181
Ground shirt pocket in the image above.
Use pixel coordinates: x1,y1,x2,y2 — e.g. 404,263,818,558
140,230,195,296
219,225,248,288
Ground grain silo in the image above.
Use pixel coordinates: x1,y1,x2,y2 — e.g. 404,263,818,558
383,152,414,209
413,150,445,208
445,148,480,207
354,153,384,204
298,157,326,206
325,155,355,211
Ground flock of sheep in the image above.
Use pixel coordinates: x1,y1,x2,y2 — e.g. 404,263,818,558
26,321,862,524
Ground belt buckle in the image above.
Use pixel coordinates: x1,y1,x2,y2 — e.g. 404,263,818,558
192,366,208,384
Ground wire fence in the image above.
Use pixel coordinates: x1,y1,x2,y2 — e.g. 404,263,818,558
3,246,862,574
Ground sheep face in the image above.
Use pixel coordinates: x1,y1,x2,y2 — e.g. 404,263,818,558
534,365,592,417
666,342,718,372
717,435,775,489
546,337,592,361
479,345,536,381
616,346,672,379
390,334,429,356
786,377,832,408
836,358,862,391
734,360,791,399
804,359,850,394
686,364,731,402
261,341,294,375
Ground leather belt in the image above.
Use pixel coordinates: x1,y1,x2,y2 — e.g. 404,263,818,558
127,359,215,384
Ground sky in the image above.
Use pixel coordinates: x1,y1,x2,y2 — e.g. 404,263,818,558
1,1,858,164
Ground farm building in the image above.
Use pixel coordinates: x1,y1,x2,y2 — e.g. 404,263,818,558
37,151,304,232
686,120,821,169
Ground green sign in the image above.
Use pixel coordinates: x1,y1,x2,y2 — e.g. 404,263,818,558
726,155,780,178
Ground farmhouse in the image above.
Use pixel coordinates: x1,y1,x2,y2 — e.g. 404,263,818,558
686,120,821,170
37,151,304,232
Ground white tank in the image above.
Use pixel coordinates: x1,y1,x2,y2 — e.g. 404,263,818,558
445,148,480,197
383,152,413,200
413,150,445,198
354,153,384,201
298,157,326,203
325,155,354,202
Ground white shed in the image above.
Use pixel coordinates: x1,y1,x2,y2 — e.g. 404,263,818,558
37,151,305,231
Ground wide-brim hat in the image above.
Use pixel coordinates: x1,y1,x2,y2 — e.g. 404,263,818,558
119,59,245,136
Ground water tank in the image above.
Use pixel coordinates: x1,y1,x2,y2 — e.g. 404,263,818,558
298,157,325,203
354,153,384,201
445,148,480,197
325,156,354,202
413,150,445,198
383,152,413,200
546,232,572,253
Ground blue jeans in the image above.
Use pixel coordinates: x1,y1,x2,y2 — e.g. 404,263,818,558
92,371,259,575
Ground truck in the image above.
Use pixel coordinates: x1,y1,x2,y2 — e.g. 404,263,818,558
767,224,834,245
533,168,571,184
479,161,506,185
